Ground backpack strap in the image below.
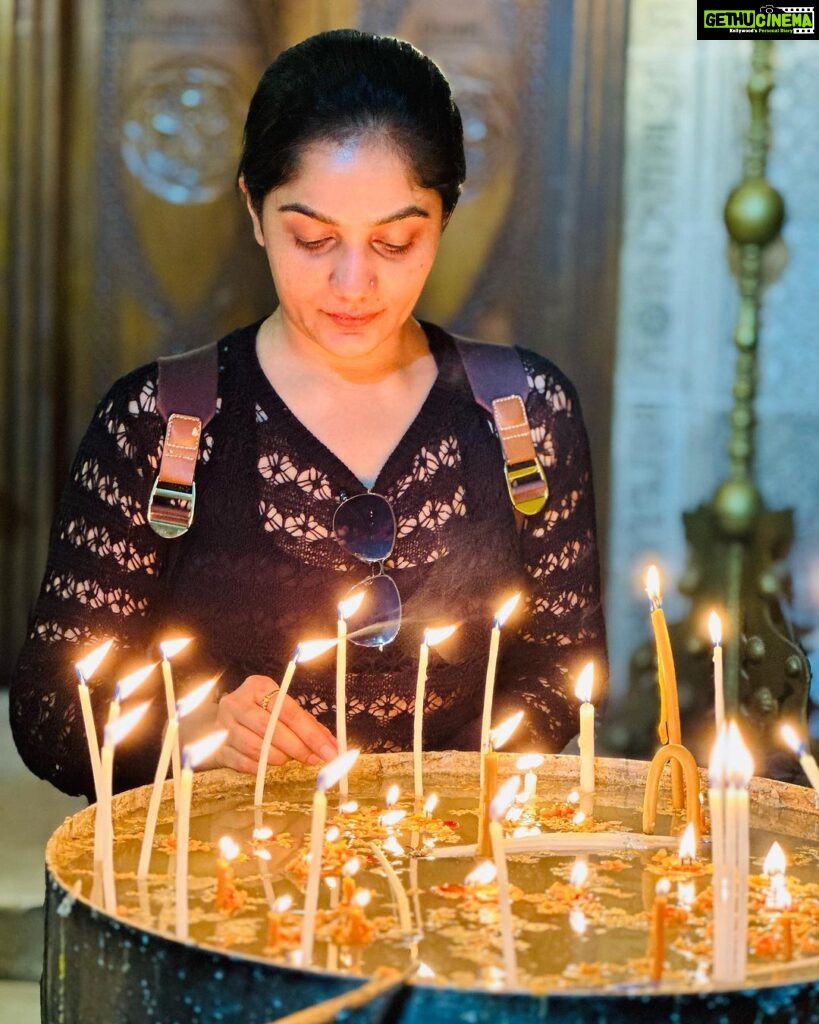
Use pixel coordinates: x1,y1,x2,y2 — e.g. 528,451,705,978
454,338,549,517
147,342,219,538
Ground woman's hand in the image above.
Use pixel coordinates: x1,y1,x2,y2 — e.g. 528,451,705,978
180,674,338,775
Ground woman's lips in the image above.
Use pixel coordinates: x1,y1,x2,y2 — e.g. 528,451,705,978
324,310,380,328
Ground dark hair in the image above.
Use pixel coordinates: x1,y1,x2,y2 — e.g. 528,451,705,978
237,29,465,220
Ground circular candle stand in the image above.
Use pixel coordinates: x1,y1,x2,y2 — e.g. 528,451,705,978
43,753,819,1024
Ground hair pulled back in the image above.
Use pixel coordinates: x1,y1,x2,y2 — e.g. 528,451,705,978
238,29,465,220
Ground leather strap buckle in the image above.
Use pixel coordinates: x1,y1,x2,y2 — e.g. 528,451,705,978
504,458,549,516
148,412,202,538
147,479,196,538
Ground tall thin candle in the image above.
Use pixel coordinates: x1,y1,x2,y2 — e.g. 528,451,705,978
575,662,595,796
74,639,113,798
300,749,360,967
645,566,683,810
254,637,337,806
780,724,819,794
413,625,457,801
137,677,217,879
480,595,520,789
709,612,725,735
478,710,524,857
176,730,228,940
159,637,192,808
336,594,365,799
488,774,521,988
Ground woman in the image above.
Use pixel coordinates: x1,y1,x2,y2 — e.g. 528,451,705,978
11,29,607,800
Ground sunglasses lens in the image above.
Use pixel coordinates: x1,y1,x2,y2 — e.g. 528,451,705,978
333,493,396,563
346,575,402,648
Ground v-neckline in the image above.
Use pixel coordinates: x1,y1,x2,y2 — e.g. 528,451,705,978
244,321,458,494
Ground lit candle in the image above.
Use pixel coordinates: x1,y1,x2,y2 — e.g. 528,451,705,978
97,701,151,914
215,835,240,912
709,611,725,735
649,877,670,983
254,637,337,806
369,842,413,936
488,774,521,988
74,639,113,799
137,677,217,880
266,894,292,949
336,594,365,800
413,625,457,801
300,749,360,967
780,723,819,794
570,857,588,898
478,711,524,858
176,730,228,941
763,841,787,908
645,567,684,810
677,821,698,865
575,662,595,796
159,637,193,808
107,662,156,728
480,594,520,789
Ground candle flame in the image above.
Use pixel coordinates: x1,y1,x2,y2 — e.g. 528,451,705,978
489,774,521,821
570,858,589,889
294,637,337,664
566,790,580,805
352,888,371,908
159,637,192,660
416,962,436,979
465,861,497,886
424,624,458,648
273,895,292,914
383,836,405,857
338,592,366,621
316,748,359,790
325,826,341,843
490,710,524,751
385,784,400,808
708,611,722,646
218,836,240,861
780,723,804,756
725,720,754,787
763,841,787,877
75,638,114,682
645,565,661,606
339,800,359,814
325,877,338,890
114,661,157,702
677,880,695,909
515,753,544,772
574,662,594,704
255,848,272,862
253,826,273,841
494,593,521,628
572,810,587,827
175,677,219,719
677,822,697,862
103,700,151,748
183,729,228,770
423,793,439,816
342,856,361,877
380,809,407,828
656,877,671,897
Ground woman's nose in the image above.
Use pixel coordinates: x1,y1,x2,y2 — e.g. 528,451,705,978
329,247,375,297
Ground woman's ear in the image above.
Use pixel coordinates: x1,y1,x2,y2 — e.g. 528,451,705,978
238,175,265,247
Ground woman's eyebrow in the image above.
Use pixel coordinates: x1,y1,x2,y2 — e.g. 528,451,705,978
277,203,430,226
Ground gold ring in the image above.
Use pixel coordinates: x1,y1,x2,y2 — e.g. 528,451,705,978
260,689,277,712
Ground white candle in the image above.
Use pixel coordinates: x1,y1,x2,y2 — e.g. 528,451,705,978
514,754,543,805
575,662,595,796
709,612,725,735
413,625,457,801
480,595,520,789
175,730,228,941
336,594,364,799
254,637,337,806
137,677,217,879
488,775,521,988
300,749,360,966
159,637,193,809
781,723,819,793
369,842,413,936
74,639,113,799
97,702,150,914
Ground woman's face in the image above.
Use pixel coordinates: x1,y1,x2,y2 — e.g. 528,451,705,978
246,136,445,362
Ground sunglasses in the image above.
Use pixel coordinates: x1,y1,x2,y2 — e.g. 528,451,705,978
333,492,402,648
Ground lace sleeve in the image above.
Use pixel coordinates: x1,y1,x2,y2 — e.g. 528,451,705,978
10,367,173,799
492,351,609,751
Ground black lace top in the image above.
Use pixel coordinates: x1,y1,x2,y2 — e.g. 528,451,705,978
11,321,607,799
